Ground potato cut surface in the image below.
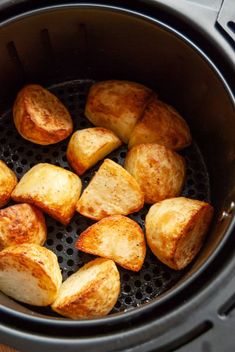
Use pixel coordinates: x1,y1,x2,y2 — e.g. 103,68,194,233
51,258,120,319
76,215,146,271
11,163,82,225
67,127,122,175
145,197,214,270
0,244,62,305
76,159,144,220
0,160,17,208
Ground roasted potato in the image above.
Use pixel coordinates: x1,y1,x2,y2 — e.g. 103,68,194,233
124,143,186,204
0,160,17,208
13,84,73,145
76,215,146,272
67,127,122,175
129,96,192,150
145,197,214,270
0,203,46,250
76,159,144,220
0,244,62,305
51,258,120,319
11,163,82,225
85,80,152,143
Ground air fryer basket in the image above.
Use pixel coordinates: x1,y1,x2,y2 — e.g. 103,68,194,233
0,2,235,352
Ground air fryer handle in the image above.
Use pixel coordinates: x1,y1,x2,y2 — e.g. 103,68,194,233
216,0,235,42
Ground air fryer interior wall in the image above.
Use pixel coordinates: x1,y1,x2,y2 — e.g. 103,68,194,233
0,5,234,320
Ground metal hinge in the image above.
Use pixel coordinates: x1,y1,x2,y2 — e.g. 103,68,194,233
217,0,235,42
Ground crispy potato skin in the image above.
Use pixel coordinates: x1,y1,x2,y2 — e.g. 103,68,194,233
76,159,144,220
124,143,186,204
0,203,46,250
11,163,82,225
145,197,214,270
0,160,17,208
129,96,192,150
67,127,122,175
13,84,73,145
0,244,62,305
85,80,153,143
76,215,146,272
51,258,120,319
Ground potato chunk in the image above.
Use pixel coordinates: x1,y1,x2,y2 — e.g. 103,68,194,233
0,160,17,208
67,127,122,175
85,80,152,143
11,163,82,225
124,143,185,204
0,203,46,250
76,159,144,220
51,258,120,319
145,197,214,270
13,84,73,145
129,96,192,150
0,244,62,305
76,215,146,271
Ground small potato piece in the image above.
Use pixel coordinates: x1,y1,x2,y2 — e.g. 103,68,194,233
0,160,17,208
76,215,146,271
124,143,185,204
0,244,62,305
0,203,46,250
76,159,144,220
11,163,82,225
129,96,192,150
145,197,214,270
13,84,73,145
51,258,120,319
67,127,122,175
85,80,152,143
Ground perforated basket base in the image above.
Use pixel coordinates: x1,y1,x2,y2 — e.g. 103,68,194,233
0,79,210,318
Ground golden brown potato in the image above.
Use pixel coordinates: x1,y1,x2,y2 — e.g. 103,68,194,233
0,244,62,305
128,96,192,150
11,163,82,225
0,160,17,208
13,84,73,145
66,127,122,175
124,143,186,204
76,215,146,272
0,203,46,250
85,80,152,143
76,159,144,220
145,197,214,270
51,258,120,319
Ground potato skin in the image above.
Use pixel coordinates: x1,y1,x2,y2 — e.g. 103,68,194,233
124,143,186,204
67,127,122,175
13,84,73,145
0,160,17,208
76,215,146,272
0,203,46,250
145,197,214,270
85,80,153,143
51,258,120,319
129,96,192,150
0,244,62,305
11,163,82,225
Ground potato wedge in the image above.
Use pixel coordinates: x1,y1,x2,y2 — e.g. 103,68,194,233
0,203,46,250
0,244,62,305
51,258,120,319
76,215,146,271
67,127,122,175
85,80,152,143
145,197,214,270
11,163,82,225
0,160,17,208
124,143,186,204
129,96,192,150
76,159,144,220
13,84,73,145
